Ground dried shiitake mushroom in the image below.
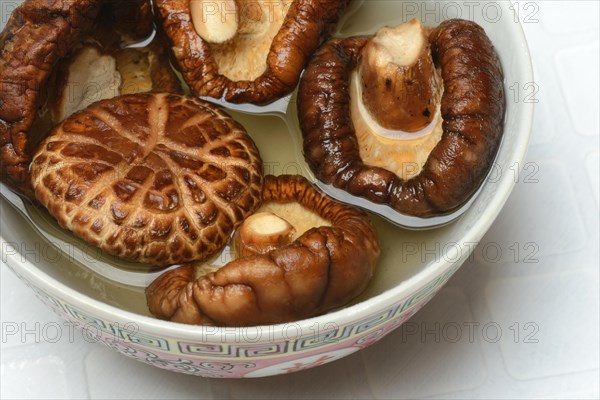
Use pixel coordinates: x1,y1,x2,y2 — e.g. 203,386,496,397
298,19,505,217
31,93,264,266
154,0,352,104
0,0,180,196
146,175,380,326
46,38,182,127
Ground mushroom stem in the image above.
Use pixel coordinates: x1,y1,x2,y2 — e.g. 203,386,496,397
358,19,441,133
191,0,239,44
233,212,296,258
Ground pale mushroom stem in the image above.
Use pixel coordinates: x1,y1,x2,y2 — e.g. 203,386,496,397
233,212,296,258
358,19,441,133
191,0,239,44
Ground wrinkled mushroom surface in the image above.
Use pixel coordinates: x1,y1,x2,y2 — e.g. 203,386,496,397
31,93,264,266
146,174,380,326
154,0,352,104
298,19,505,217
0,0,180,196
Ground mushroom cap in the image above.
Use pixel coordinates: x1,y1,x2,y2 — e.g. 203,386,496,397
0,0,180,196
154,0,352,104
298,19,505,217
146,174,380,326
31,93,264,266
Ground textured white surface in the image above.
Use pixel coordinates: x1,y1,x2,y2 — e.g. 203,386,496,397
1,1,599,398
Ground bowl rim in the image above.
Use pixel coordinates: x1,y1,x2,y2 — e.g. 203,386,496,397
0,4,534,342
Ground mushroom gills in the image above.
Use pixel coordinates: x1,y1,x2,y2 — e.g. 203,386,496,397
191,0,294,81
50,44,158,124
193,263,222,281
351,19,445,181
115,49,154,95
53,45,121,123
258,202,331,241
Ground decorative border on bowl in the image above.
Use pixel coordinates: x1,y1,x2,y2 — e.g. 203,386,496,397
7,261,460,377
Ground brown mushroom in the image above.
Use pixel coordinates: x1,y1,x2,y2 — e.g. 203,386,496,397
154,0,352,104
298,19,505,217
0,0,181,196
146,174,380,326
31,93,264,266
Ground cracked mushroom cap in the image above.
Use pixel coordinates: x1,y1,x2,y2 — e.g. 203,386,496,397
31,93,264,266
154,0,352,104
0,0,181,196
298,19,505,217
146,174,380,326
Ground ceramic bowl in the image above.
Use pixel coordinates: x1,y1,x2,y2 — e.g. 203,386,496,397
0,0,533,378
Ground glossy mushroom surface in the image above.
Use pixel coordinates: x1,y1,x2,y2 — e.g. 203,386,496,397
31,93,263,266
0,0,180,196
146,175,380,326
154,0,352,104
298,19,505,217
